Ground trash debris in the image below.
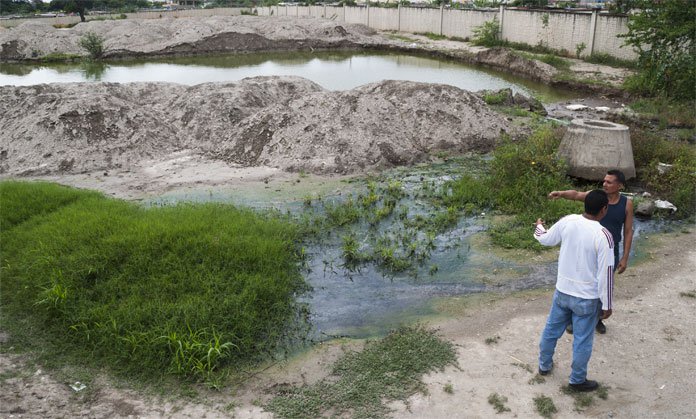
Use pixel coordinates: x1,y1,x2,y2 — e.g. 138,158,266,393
565,104,589,110
594,106,610,112
657,162,673,175
655,200,677,212
70,381,87,392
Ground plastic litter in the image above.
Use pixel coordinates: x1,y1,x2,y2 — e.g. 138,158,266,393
655,200,677,212
70,381,87,392
565,104,589,110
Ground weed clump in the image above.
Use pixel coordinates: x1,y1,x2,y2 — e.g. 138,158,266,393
488,392,511,413
0,181,309,383
79,31,105,59
534,394,557,418
265,326,457,418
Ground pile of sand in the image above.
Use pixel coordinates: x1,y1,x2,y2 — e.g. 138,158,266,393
0,76,515,176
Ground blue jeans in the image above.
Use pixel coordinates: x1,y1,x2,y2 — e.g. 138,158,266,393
539,290,601,384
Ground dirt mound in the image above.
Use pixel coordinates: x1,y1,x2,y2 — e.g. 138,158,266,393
0,16,384,61
214,80,512,173
0,77,514,176
0,82,184,175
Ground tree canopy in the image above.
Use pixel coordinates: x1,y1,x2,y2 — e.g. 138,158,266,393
622,0,696,100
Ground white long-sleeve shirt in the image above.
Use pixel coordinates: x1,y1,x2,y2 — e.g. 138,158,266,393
534,214,615,310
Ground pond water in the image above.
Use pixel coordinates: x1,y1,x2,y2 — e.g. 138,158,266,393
0,50,577,102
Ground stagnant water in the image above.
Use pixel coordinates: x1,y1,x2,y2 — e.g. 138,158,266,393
0,50,577,102
148,161,669,340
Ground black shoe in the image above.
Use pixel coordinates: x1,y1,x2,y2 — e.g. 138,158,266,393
538,367,551,376
596,320,607,334
569,379,599,392
566,324,573,335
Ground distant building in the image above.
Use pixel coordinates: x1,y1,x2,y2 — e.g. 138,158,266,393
177,0,203,7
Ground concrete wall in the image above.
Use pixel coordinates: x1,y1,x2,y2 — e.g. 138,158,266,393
344,6,368,26
593,14,633,60
258,5,637,60
501,9,593,56
442,9,496,40
399,7,441,34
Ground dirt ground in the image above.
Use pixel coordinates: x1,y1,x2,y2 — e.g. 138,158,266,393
2,227,694,418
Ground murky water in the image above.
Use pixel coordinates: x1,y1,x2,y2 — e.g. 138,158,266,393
146,161,672,340
0,50,577,101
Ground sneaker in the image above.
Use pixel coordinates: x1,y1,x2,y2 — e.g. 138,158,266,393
596,320,607,334
538,367,552,376
566,324,573,335
569,379,599,392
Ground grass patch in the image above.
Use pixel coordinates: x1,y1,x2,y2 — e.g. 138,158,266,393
0,181,309,384
487,392,511,413
529,374,546,384
485,335,500,345
533,394,557,418
538,54,570,71
418,32,447,41
441,125,581,250
679,290,696,298
561,384,610,411
585,52,637,69
443,382,454,394
264,325,457,418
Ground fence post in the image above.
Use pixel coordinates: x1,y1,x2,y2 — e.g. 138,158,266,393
499,5,505,40
588,8,599,56
439,3,444,36
367,3,370,27
398,3,401,32
324,4,327,18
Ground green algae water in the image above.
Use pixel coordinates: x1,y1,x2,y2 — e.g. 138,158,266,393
0,50,577,102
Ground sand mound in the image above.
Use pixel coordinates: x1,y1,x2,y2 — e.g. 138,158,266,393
0,77,514,176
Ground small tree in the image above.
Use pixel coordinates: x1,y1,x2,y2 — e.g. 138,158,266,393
471,18,501,47
79,31,105,60
621,0,696,100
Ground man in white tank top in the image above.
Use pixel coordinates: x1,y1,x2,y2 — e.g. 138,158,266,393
534,189,615,392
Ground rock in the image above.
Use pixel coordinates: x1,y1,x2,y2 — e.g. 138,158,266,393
635,200,656,218
513,93,547,115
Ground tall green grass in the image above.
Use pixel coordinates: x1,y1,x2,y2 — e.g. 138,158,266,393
0,181,309,383
441,126,582,249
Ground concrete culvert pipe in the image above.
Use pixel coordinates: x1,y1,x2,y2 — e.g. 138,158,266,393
558,119,636,181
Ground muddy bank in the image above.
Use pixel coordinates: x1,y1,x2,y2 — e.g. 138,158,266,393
0,77,516,176
0,16,384,61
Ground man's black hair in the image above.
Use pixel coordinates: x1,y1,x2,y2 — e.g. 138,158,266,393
585,189,608,216
607,169,626,185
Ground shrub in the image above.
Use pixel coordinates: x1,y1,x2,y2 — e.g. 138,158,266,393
79,31,105,59
471,18,501,47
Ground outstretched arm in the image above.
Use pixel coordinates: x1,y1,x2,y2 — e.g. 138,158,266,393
618,199,634,274
547,190,588,201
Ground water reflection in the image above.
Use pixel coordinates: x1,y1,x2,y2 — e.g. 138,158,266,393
0,51,578,101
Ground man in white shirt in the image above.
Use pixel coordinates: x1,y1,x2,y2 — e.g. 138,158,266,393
534,189,614,392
